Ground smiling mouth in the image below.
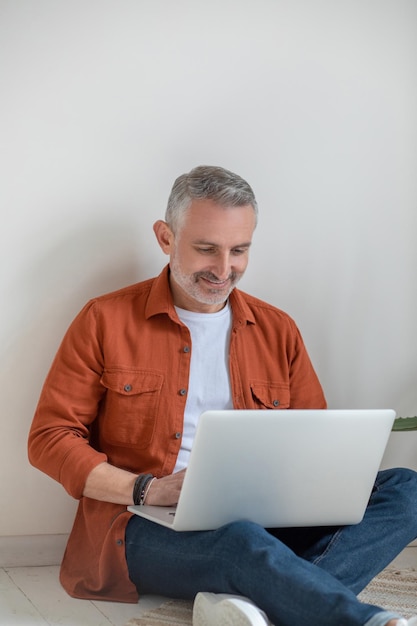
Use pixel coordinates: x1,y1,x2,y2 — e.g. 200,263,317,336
200,276,230,288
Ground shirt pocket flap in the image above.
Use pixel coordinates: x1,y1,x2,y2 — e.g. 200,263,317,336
250,381,290,409
100,370,163,396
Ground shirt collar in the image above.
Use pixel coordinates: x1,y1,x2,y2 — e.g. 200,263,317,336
145,265,177,320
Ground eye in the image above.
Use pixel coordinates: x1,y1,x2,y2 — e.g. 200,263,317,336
196,247,215,254
232,247,248,255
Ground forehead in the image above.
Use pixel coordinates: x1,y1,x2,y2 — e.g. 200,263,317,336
179,199,256,239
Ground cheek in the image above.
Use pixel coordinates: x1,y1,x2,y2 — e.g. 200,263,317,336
234,256,249,273
173,250,204,274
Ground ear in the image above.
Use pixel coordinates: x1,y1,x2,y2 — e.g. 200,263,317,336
153,220,175,255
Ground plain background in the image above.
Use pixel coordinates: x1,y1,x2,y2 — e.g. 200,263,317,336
1,0,416,538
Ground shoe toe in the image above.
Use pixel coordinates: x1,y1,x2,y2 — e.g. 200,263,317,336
193,592,270,626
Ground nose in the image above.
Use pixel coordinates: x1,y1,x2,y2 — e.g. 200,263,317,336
212,252,231,280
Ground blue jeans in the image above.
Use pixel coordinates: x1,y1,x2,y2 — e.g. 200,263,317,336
125,468,417,625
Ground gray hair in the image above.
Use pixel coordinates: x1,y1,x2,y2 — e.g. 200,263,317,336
165,165,258,233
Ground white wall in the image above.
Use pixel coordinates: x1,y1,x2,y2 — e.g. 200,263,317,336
1,0,416,537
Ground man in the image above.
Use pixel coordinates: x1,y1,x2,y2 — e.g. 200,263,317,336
28,165,417,626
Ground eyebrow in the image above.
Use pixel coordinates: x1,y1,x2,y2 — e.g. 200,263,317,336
192,240,252,248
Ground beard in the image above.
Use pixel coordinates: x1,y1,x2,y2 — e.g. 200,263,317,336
170,259,243,307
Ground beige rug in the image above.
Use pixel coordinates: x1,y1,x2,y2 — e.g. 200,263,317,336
358,568,417,619
125,568,417,625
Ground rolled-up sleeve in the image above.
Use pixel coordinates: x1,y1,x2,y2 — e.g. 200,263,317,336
28,300,108,499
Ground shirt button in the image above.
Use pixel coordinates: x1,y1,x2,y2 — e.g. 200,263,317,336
116,539,124,546
183,346,190,353
175,432,182,439
124,384,132,392
179,388,187,396
273,400,280,407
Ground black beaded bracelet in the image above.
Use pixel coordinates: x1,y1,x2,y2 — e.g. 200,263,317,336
133,473,154,506
139,475,155,505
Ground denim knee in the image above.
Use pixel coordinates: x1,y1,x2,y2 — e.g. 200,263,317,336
219,520,273,549
376,467,417,533
377,466,417,494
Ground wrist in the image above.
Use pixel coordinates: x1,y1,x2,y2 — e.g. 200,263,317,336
143,477,156,504
132,473,154,505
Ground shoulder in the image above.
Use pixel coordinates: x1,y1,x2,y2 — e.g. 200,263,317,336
74,277,157,324
233,288,298,329
93,277,155,304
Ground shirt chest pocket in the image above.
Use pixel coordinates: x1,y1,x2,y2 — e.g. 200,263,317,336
99,369,164,448
250,381,290,409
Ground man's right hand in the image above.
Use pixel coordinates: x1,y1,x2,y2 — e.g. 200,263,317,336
144,469,186,506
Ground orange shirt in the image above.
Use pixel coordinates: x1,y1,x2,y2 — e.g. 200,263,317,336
28,265,326,602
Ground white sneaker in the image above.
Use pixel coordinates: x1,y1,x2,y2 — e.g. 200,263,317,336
193,592,272,626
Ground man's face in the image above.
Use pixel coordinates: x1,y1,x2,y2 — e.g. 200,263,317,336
154,199,256,313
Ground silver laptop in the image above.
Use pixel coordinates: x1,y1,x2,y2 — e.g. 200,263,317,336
128,409,395,531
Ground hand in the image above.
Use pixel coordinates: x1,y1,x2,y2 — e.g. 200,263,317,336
144,469,186,506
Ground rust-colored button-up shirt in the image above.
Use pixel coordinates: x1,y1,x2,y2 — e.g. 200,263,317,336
28,265,326,602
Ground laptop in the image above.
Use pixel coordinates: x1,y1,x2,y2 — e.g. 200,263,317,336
128,409,395,531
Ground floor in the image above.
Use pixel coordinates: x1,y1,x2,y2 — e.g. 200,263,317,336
1,549,416,626
0,565,167,626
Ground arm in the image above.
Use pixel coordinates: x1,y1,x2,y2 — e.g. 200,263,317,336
28,301,109,498
288,324,327,409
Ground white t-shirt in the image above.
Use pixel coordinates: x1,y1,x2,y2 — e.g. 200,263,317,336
174,302,233,471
